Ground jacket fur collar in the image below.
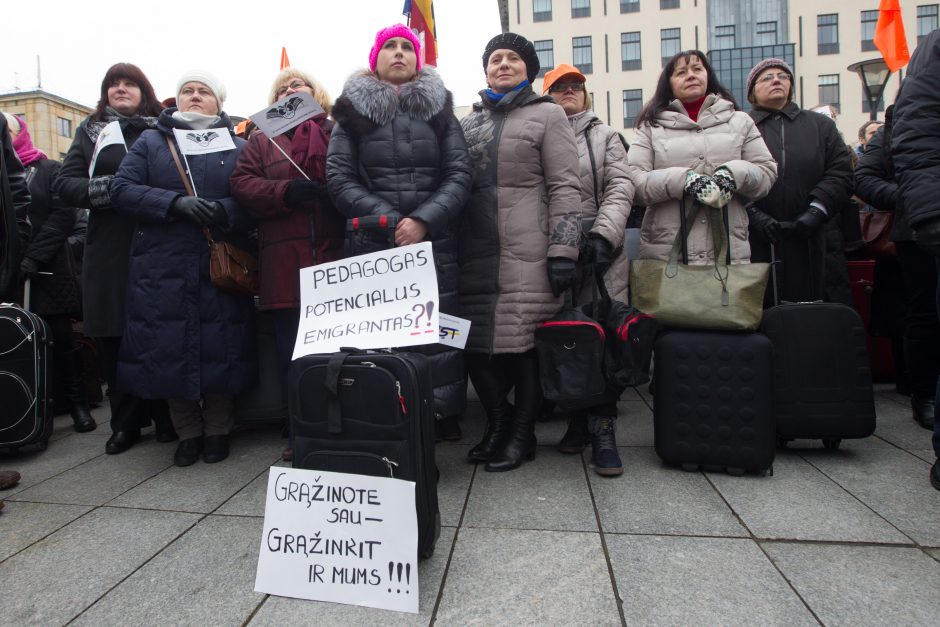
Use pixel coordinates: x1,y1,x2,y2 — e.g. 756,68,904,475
332,68,452,135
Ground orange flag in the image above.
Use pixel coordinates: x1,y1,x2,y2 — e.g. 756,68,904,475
280,47,290,70
874,0,911,71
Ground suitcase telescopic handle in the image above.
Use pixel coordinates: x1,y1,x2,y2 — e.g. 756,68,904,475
324,351,351,434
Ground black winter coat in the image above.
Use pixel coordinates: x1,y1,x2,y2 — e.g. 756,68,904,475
0,114,31,301
749,102,853,302
55,113,157,336
856,112,915,243
110,109,255,401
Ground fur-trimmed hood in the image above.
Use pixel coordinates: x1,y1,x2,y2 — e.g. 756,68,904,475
332,68,453,138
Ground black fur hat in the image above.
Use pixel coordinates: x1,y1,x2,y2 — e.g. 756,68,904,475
482,32,540,83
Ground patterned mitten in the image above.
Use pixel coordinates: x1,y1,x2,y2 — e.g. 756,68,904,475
684,170,725,208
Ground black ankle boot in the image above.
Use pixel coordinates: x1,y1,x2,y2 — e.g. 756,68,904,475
70,404,97,433
467,404,513,463
485,414,536,472
913,396,936,430
558,413,589,453
589,416,623,477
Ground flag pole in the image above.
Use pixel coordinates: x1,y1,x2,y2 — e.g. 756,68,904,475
265,136,310,180
179,150,200,197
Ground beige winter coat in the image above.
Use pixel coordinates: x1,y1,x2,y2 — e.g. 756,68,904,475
569,110,634,303
628,94,777,264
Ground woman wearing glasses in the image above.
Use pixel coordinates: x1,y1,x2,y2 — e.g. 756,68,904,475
230,68,344,462
541,64,634,476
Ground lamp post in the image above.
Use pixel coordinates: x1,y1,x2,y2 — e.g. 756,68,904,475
848,59,893,121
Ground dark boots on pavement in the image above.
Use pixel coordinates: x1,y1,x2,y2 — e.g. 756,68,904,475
588,416,623,477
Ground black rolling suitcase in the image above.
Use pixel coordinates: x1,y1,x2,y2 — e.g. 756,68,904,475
653,330,775,475
760,302,876,448
0,280,54,451
288,348,440,559
234,310,287,427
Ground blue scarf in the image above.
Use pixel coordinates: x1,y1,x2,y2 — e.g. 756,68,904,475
485,80,530,102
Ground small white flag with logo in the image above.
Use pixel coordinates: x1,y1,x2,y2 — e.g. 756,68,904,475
88,121,126,176
172,127,236,156
249,91,323,139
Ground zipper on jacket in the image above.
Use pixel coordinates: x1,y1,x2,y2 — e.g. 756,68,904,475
488,110,509,355
779,116,786,180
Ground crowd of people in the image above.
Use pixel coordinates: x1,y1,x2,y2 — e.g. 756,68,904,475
2,25,939,515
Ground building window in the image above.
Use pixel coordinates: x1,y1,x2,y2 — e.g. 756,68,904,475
918,5,939,44
56,117,72,138
623,89,643,127
661,28,681,67
756,21,778,46
818,14,839,55
660,0,679,8
714,25,735,50
621,32,642,70
620,0,639,12
861,10,878,52
818,74,840,110
573,36,593,74
534,40,554,78
534,0,552,22
571,0,590,18
708,43,795,111
862,86,886,114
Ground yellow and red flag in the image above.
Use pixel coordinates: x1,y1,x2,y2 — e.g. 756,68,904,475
280,47,291,70
403,0,437,67
874,0,910,71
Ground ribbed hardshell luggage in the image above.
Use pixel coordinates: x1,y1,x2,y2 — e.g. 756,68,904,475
0,293,53,450
760,302,876,448
288,349,440,559
653,330,775,475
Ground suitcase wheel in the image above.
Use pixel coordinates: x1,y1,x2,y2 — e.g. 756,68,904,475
34,439,48,452
760,465,774,478
822,439,841,450
680,463,699,472
726,467,745,477
777,438,790,449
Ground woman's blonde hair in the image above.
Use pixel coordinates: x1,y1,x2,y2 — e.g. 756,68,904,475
268,68,333,115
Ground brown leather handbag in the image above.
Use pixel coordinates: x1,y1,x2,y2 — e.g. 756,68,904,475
165,136,258,296
859,210,896,258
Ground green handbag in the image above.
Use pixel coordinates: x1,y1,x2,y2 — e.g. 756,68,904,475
629,199,769,331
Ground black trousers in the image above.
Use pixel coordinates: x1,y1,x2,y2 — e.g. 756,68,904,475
897,241,940,399
466,350,541,426
95,335,169,433
44,315,86,409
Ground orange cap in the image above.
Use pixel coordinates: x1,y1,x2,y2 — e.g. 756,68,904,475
541,63,586,94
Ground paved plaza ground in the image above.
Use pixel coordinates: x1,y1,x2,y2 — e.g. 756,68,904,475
1,383,939,626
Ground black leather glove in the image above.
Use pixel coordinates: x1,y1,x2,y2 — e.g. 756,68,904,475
206,201,228,226
169,196,216,225
914,215,940,256
284,179,328,208
746,207,783,244
783,206,826,237
547,257,577,297
20,257,39,280
583,236,614,275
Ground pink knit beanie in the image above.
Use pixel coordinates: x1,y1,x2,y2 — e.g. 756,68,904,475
369,24,422,73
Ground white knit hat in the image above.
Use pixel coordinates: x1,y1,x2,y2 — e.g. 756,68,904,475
177,70,227,107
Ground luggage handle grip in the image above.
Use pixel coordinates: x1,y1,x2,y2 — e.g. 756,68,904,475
325,351,351,434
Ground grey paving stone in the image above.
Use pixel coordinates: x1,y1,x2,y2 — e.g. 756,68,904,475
873,395,935,453
9,438,172,506
0,501,92,562
109,430,281,513
435,444,474,527
0,432,109,497
592,447,747,537
929,548,940,561
215,462,288,517
910,449,936,464
709,453,909,543
618,401,654,446
764,542,940,627
248,526,456,625
0,506,199,625
462,449,597,531
435,527,620,625
803,445,940,546
607,535,816,626
73,515,262,627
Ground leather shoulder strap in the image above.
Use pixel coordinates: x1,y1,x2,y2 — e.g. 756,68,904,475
164,135,194,197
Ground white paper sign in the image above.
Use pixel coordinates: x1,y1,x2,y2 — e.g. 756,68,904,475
254,467,419,614
249,91,323,138
172,127,236,155
292,242,439,359
88,121,126,176
438,313,471,349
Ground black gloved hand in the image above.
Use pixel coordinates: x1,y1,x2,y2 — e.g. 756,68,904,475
787,206,826,237
20,257,39,280
746,208,783,244
169,196,216,225
206,201,228,226
914,215,940,256
284,179,328,208
583,236,614,275
547,257,577,297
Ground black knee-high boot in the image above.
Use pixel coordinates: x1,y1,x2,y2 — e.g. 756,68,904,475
466,355,514,463
485,351,541,472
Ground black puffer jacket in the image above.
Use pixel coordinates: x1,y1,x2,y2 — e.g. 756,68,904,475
0,114,31,300
327,68,472,418
856,109,915,242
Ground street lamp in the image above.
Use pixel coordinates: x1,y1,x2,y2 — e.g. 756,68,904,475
848,59,893,121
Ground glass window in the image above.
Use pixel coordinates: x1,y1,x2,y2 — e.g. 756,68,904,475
661,28,681,67
620,0,639,12
818,14,839,55
918,5,939,44
56,117,72,138
534,40,554,78
661,0,679,8
861,10,878,52
862,85,885,114
573,36,593,74
622,32,642,71
714,25,735,50
818,74,840,110
623,89,643,127
571,0,590,18
534,0,552,22
756,21,777,46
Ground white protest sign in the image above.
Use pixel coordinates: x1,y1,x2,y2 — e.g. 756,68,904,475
255,467,419,614
438,313,471,349
293,242,439,359
172,127,236,155
88,121,126,176
249,91,323,138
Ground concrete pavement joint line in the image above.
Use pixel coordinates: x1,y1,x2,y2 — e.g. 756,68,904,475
870,432,936,466
0,505,92,568
752,539,825,625
582,451,628,626
241,593,270,626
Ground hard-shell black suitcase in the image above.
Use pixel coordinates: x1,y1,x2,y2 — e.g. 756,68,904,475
760,302,876,448
0,282,54,451
288,348,440,559
653,330,775,475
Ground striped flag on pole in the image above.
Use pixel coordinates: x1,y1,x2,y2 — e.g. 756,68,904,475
403,0,437,67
